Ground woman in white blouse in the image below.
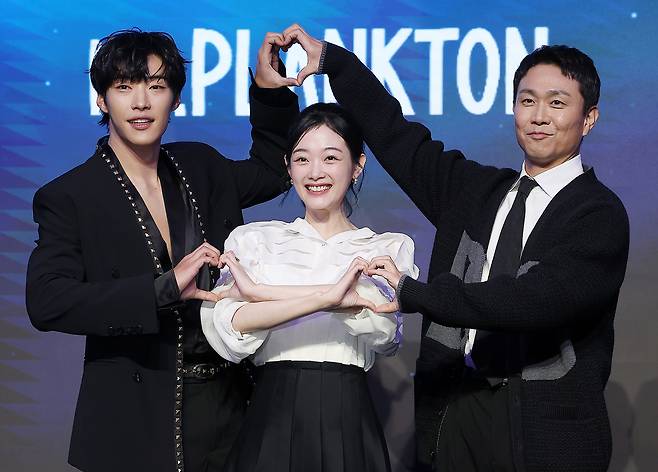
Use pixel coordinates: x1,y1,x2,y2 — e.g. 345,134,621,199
201,103,418,472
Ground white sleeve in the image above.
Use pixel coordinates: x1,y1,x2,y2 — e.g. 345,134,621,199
342,279,401,356
200,226,269,363
394,234,420,279
341,233,419,356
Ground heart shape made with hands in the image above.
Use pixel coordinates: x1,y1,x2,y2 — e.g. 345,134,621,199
281,43,311,85
274,25,323,87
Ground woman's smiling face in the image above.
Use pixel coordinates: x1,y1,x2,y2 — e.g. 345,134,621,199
288,124,363,217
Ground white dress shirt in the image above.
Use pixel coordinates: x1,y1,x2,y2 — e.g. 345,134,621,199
201,218,419,371
465,155,585,356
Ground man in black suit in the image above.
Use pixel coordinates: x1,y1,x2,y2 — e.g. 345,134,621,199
25,29,298,472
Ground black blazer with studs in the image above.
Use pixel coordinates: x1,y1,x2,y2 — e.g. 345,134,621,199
25,85,298,472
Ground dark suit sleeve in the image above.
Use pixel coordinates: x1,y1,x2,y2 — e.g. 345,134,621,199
230,83,299,209
25,184,162,336
398,203,630,332
321,41,486,225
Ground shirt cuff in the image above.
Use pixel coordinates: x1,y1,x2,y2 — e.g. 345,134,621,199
318,41,353,77
200,296,269,363
395,274,409,312
398,273,433,315
318,40,328,74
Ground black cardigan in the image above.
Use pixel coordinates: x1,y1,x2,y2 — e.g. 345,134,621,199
321,42,629,472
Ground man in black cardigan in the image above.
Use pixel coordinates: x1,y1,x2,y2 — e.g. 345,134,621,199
25,30,298,472
284,25,629,472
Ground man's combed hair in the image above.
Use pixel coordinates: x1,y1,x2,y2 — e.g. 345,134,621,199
89,28,189,126
513,45,601,115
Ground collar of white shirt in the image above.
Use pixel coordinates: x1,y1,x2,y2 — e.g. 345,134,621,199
511,154,585,198
286,217,376,243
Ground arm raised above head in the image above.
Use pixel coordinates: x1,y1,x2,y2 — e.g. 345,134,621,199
222,32,301,209
280,23,476,226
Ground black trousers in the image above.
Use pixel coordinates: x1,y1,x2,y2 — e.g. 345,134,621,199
182,367,249,472
435,376,516,472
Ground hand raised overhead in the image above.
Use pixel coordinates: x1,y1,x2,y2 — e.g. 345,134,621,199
254,32,298,88
173,242,221,302
281,24,324,86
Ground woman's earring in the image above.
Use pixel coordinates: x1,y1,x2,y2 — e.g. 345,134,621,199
352,176,358,185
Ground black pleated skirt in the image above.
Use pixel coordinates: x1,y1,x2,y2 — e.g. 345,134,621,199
223,360,392,472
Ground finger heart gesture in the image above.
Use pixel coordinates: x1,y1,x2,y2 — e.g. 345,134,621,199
254,32,297,88
281,24,323,86
323,257,376,312
366,256,403,313
366,256,402,289
173,242,222,303
217,251,259,302
255,24,323,88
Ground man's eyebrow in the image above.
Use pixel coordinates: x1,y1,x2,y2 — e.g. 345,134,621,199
148,74,167,81
547,88,572,97
518,88,572,97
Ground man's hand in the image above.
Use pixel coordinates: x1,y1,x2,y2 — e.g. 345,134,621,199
254,32,298,88
281,24,323,86
322,257,376,312
173,242,221,302
366,256,403,313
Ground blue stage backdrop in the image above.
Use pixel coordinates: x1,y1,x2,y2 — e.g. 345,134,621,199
1,1,656,470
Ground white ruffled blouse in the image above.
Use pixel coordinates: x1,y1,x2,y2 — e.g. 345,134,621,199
200,218,419,371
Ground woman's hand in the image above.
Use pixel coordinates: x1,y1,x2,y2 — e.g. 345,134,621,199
217,251,262,302
321,257,376,312
366,256,403,313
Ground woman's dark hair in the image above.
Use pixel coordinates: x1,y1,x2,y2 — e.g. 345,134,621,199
284,103,365,217
513,45,600,115
89,28,189,126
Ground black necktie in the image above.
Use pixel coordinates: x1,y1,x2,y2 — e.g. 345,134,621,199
469,176,538,374
488,176,538,278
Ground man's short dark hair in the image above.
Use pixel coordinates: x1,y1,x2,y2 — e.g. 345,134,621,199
89,28,189,126
513,45,600,115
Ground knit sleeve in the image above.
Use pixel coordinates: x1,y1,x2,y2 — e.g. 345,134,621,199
320,41,479,226
398,203,629,331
